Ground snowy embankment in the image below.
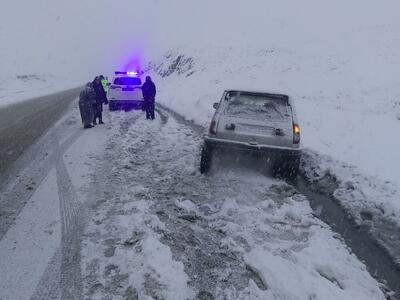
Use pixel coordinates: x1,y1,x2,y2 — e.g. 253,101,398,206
0,74,81,108
147,45,400,228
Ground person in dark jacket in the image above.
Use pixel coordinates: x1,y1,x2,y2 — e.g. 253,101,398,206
92,76,108,124
79,82,96,128
141,76,156,120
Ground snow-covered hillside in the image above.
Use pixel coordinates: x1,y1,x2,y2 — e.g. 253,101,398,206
0,74,81,107
150,45,400,181
147,44,400,245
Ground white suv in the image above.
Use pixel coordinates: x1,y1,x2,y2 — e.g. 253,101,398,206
200,90,302,178
108,72,144,111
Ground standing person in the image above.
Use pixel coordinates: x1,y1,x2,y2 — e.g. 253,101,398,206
92,76,108,124
78,82,96,128
141,76,156,120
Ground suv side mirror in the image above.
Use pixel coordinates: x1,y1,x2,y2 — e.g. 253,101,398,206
213,102,219,109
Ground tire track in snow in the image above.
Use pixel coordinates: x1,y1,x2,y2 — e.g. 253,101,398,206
30,247,62,300
30,124,86,299
0,116,83,241
0,107,87,298
54,136,84,300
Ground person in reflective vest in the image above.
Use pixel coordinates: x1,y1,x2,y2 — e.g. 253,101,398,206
92,76,108,124
100,76,109,92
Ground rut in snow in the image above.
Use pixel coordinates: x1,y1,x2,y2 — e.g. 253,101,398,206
29,114,86,300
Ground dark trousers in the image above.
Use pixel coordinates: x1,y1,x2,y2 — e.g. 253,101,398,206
79,101,94,128
93,104,103,123
145,100,155,120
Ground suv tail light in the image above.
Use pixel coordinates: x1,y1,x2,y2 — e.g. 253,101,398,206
293,123,300,144
209,120,217,135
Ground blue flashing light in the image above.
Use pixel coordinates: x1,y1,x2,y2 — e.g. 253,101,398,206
127,71,138,76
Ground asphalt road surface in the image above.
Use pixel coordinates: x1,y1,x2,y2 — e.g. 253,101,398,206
0,87,81,181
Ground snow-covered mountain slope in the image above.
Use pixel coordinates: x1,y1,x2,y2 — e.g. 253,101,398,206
147,44,400,233
150,46,400,182
2,0,400,86
0,74,81,107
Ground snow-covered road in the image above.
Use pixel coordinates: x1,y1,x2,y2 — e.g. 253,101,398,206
0,101,393,299
80,109,385,299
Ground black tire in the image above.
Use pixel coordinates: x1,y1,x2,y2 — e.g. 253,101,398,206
200,145,213,174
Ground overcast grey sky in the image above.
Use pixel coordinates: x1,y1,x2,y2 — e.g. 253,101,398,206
1,0,399,80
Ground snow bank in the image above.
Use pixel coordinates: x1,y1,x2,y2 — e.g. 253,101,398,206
205,175,384,299
302,150,400,227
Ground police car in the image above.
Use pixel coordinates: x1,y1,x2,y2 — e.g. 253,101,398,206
108,71,144,111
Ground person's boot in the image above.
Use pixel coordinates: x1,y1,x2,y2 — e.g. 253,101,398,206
99,119,104,124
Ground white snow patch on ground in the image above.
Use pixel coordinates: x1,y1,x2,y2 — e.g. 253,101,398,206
174,198,200,214
204,173,384,299
63,123,110,193
302,150,400,227
0,168,61,300
83,198,193,300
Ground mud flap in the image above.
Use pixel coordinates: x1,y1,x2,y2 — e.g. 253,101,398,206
200,144,213,174
273,156,300,181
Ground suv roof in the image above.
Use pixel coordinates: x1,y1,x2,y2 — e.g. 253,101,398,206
224,89,289,101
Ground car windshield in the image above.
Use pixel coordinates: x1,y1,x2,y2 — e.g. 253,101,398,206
113,77,142,86
225,93,289,120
